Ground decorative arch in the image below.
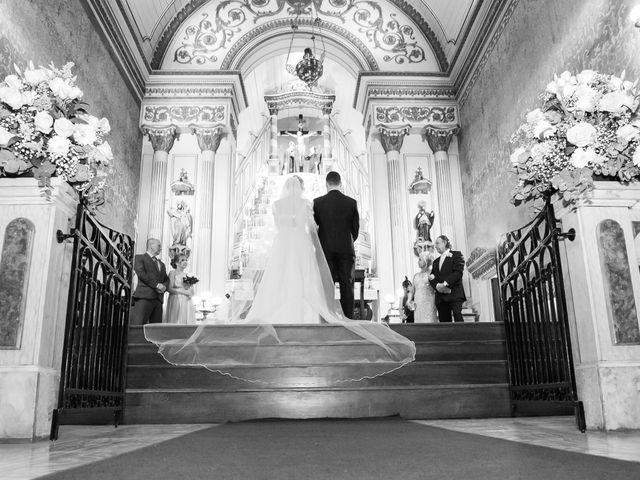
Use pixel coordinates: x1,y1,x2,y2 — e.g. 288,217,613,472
0,217,35,348
220,18,378,72
151,0,446,72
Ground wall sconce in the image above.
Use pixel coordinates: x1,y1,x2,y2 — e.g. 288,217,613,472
630,5,640,28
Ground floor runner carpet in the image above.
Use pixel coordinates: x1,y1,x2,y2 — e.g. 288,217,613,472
41,417,640,480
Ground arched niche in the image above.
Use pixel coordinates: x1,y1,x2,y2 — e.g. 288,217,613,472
0,217,35,348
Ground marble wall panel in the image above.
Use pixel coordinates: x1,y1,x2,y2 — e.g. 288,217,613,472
459,0,640,248
0,218,34,348
0,0,141,236
598,219,640,344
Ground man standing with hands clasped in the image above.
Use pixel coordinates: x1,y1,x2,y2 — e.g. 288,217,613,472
429,235,466,323
313,171,359,319
130,238,169,325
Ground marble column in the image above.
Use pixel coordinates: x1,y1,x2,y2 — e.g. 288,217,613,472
425,125,459,246
191,125,224,293
322,107,333,173
378,123,411,289
142,125,178,241
267,108,279,175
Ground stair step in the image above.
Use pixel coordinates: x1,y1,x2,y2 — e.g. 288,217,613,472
123,384,511,423
129,322,506,344
127,340,506,365
390,323,505,341
126,360,508,389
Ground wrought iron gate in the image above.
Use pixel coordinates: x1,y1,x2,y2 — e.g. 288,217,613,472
50,203,134,440
496,201,585,432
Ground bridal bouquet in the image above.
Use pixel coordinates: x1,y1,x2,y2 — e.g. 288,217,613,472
0,61,112,205
510,69,640,209
183,274,199,286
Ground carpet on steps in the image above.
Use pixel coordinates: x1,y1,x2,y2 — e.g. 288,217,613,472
39,417,640,480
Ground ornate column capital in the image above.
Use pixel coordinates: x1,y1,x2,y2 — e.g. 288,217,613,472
378,123,411,154
268,106,278,116
142,125,178,153
424,125,460,153
190,124,225,153
322,106,332,116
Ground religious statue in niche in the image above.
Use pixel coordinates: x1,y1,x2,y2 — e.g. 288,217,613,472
414,200,435,243
409,167,432,195
170,168,195,195
167,200,193,249
281,114,321,173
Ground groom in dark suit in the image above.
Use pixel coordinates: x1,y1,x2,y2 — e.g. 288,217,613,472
429,235,466,323
130,238,169,325
313,171,359,319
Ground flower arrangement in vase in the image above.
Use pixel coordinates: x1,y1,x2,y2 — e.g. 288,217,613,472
0,62,112,206
510,69,640,210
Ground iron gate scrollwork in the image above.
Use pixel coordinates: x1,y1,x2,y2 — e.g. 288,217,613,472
496,201,585,432
50,203,134,440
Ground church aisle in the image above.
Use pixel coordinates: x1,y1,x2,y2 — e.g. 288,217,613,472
1,417,639,479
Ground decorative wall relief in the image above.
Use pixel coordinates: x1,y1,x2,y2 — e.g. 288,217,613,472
598,219,640,344
167,0,436,70
0,218,34,348
375,106,457,124
143,105,226,124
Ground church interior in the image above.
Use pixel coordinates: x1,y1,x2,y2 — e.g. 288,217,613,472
2,0,640,478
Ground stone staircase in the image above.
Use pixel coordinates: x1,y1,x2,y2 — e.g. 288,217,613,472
124,323,511,423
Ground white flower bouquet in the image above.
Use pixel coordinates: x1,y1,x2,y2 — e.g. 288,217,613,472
0,62,112,205
510,70,640,209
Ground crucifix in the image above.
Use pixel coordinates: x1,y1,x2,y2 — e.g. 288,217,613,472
280,114,322,173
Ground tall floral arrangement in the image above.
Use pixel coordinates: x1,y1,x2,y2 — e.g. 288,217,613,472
0,62,112,205
510,70,640,209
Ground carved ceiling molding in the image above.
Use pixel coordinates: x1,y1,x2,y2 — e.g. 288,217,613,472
387,0,447,71
264,88,336,114
142,105,227,125
366,86,457,99
152,0,208,69
220,17,378,71
145,86,236,97
152,0,446,71
466,246,497,280
457,0,520,107
375,106,457,124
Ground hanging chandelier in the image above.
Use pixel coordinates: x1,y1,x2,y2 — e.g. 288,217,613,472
285,14,326,89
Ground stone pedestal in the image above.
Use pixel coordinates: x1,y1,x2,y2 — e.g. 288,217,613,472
0,178,78,441
556,182,640,430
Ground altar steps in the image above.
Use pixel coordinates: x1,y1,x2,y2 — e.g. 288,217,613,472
124,323,511,423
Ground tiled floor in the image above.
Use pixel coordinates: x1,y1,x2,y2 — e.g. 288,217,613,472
0,424,213,480
414,417,640,463
1,417,639,479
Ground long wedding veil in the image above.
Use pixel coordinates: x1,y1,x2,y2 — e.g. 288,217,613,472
144,175,416,383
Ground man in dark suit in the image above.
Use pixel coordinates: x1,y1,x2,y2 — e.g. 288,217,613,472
130,238,169,325
429,235,466,323
313,171,359,319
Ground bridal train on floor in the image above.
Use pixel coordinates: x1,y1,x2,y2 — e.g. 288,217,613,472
144,175,415,382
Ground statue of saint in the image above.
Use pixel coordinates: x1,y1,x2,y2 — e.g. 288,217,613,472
414,201,435,242
170,168,195,195
167,200,193,247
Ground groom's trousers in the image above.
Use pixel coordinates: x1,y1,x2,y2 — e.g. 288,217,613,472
325,252,355,319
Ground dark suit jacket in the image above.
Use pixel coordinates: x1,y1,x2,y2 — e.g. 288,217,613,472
313,190,359,256
429,251,466,304
133,253,169,302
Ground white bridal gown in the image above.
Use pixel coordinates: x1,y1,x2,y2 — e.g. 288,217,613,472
144,176,416,382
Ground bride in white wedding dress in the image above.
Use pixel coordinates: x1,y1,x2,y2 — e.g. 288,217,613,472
242,175,334,324
144,175,415,382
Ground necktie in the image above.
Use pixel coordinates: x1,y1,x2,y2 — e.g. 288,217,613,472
153,257,161,271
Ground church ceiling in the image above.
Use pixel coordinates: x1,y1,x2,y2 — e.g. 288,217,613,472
120,0,479,73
